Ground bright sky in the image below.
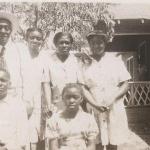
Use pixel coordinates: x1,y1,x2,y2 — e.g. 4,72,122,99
1,0,150,3
108,3,150,19
0,0,150,20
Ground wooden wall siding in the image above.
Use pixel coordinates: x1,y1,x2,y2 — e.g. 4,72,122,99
126,106,150,145
114,19,150,34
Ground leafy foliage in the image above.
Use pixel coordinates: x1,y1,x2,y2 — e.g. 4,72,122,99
0,2,115,50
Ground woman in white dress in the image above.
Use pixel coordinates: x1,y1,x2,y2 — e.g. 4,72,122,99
82,21,131,150
20,28,47,150
42,32,84,112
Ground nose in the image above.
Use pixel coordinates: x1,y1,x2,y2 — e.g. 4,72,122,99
94,43,100,48
0,80,3,87
62,43,66,47
0,27,7,33
32,38,38,42
69,98,75,103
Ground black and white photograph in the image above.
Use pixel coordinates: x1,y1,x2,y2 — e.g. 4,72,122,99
0,1,150,150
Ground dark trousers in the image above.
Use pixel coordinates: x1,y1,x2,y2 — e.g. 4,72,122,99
106,144,117,150
37,140,45,150
96,143,117,150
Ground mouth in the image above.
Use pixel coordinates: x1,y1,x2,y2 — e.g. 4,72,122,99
31,42,39,46
68,104,76,108
62,49,69,53
57,51,69,56
0,34,9,38
0,36,9,43
0,89,7,96
0,87,6,91
30,43,40,49
0,36,9,40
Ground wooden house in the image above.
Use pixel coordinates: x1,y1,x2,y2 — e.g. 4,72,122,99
108,4,150,144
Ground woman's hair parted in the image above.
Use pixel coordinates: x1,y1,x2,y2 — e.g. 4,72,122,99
62,83,83,98
53,32,73,46
26,27,44,40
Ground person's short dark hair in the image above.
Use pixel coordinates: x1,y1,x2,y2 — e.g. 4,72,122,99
62,83,83,98
53,32,73,46
26,27,44,40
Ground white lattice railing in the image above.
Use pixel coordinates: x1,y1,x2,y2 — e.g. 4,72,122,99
124,81,150,106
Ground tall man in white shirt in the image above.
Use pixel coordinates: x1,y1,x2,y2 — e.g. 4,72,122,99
0,12,22,99
0,11,28,150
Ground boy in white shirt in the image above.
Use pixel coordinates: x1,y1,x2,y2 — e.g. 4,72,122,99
0,68,28,150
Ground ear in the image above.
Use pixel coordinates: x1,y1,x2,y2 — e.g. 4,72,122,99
79,96,83,103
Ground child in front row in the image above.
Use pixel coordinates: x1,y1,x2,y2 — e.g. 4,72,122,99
46,83,99,150
0,69,28,150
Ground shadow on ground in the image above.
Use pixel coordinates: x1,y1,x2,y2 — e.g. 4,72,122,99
118,130,149,150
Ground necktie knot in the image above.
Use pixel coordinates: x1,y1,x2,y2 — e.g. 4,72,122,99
0,46,5,57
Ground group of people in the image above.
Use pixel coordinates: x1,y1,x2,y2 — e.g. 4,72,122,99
0,11,131,150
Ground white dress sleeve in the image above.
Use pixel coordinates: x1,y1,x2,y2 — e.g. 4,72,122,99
86,114,99,141
40,57,51,83
117,56,131,83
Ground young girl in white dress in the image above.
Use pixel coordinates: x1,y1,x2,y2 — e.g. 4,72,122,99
46,83,98,150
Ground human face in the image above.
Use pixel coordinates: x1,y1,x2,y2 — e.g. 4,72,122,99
62,87,82,111
55,35,72,56
27,30,43,51
0,19,12,46
89,36,105,56
0,70,10,100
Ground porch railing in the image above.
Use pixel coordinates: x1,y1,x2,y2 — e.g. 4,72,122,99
124,81,150,106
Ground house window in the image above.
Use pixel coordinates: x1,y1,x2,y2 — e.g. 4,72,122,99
127,56,134,81
137,41,148,81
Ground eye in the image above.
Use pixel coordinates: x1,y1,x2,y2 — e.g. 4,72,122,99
0,78,8,83
36,37,42,41
73,95,81,99
29,36,34,40
59,41,70,45
65,95,81,100
29,36,42,41
65,95,71,99
0,25,11,31
5,26,11,31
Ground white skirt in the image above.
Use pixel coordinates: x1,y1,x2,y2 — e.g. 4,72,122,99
87,98,129,145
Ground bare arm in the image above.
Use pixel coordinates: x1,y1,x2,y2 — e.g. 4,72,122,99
82,86,108,112
49,139,59,150
82,86,97,108
42,82,53,118
42,82,52,107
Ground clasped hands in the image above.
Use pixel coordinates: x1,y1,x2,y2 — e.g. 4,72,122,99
42,104,57,119
95,104,109,113
0,141,6,150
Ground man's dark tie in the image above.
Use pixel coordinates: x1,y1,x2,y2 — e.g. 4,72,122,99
0,46,8,71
